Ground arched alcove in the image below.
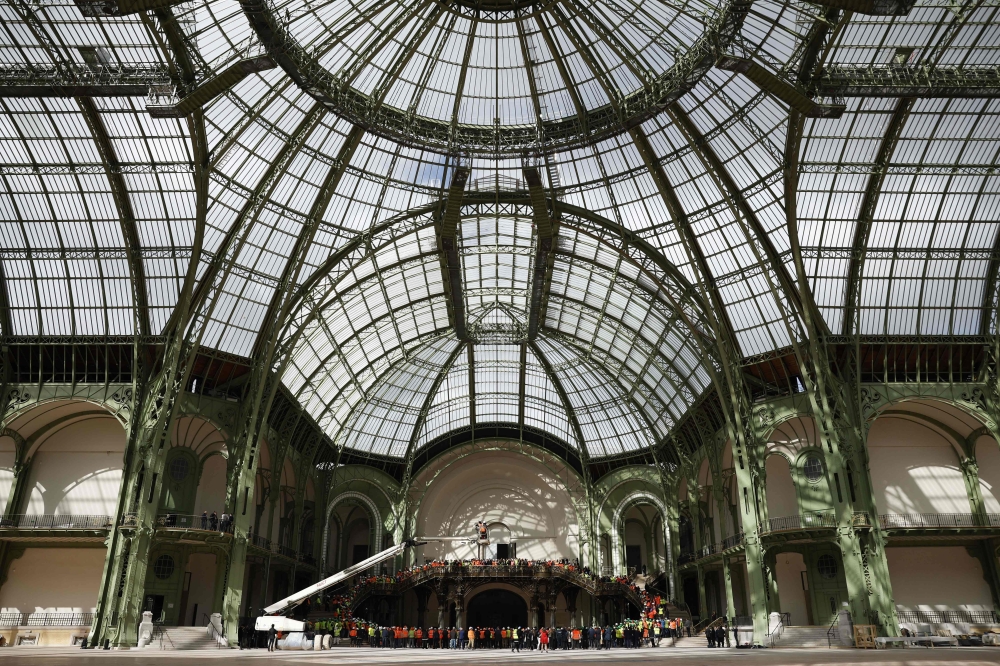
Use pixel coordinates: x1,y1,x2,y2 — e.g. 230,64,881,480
765,454,797,520
466,588,528,628
413,448,582,562
868,401,979,515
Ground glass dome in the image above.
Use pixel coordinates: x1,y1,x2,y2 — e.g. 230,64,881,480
243,0,745,153
0,0,996,464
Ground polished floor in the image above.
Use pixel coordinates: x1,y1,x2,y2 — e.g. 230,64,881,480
1,646,999,666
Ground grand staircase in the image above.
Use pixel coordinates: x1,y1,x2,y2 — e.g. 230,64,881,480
153,626,224,650
769,626,831,648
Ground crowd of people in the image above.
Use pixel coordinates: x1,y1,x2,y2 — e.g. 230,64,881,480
238,553,748,652
272,618,698,651
245,558,720,651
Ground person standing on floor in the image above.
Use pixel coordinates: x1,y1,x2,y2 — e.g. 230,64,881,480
267,624,277,652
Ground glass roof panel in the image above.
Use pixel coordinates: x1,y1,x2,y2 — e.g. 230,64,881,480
2,0,998,466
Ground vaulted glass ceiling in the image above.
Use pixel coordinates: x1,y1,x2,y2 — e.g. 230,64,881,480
0,0,997,461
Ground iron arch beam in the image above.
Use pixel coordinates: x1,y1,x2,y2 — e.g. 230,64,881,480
76,98,150,338
666,104,808,338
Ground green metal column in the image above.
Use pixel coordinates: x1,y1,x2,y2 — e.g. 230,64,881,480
722,555,736,622
695,563,707,622
219,429,263,645
666,488,681,600
962,457,988,521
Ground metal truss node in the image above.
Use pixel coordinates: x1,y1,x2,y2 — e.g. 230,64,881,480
73,0,187,16
716,56,845,118
812,0,915,15
147,55,276,117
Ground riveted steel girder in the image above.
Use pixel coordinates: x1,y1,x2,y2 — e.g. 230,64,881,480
814,64,1000,98
147,55,277,117
76,97,150,338
523,166,555,341
438,167,471,340
0,62,170,97
716,56,844,118
0,55,274,116
841,98,914,336
666,104,809,339
530,339,588,453
249,125,365,359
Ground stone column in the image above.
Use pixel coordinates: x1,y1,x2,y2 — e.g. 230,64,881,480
416,587,430,628
436,585,448,628
563,588,579,627
547,591,557,627
454,584,465,629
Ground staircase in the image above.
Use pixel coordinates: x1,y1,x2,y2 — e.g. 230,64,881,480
769,626,831,648
155,626,224,650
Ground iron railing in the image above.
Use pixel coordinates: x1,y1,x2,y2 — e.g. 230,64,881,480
767,611,790,647
0,514,110,529
827,612,840,648
156,514,234,531
896,609,999,624
722,532,744,549
204,612,227,649
763,511,836,533
249,533,272,550
879,513,1000,529
0,612,94,626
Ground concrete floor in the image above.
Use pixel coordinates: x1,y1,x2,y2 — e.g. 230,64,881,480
1,646,999,666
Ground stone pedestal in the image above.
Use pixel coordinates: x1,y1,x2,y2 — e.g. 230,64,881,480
837,609,854,647
136,611,154,649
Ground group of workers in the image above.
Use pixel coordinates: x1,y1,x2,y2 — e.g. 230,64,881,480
264,619,702,650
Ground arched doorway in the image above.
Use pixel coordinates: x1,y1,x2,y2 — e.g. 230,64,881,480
467,588,527,627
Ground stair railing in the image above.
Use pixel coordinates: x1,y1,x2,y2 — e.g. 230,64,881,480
767,612,789,647
204,612,227,648
826,613,840,648
694,615,724,636
152,622,170,650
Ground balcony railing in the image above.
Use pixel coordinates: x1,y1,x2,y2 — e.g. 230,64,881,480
897,609,999,624
879,513,1000,529
249,533,272,550
0,515,111,529
0,612,94,627
722,532,745,550
156,514,234,532
763,511,836,533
